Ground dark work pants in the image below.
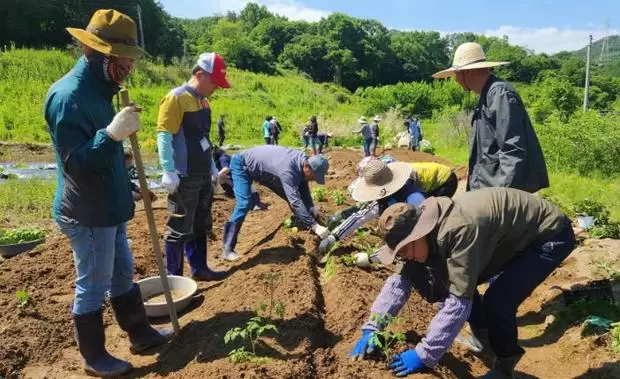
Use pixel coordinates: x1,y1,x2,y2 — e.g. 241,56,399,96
165,175,213,242
468,221,575,358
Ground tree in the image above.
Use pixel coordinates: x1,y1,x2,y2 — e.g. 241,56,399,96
239,3,273,32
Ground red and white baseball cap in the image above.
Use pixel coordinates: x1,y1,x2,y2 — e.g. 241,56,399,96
196,52,231,88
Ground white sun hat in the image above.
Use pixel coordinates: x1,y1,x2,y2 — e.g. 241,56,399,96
373,115,382,122
432,42,509,79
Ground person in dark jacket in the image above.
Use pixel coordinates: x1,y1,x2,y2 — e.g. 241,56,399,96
222,145,330,261
217,114,226,146
307,115,319,155
433,42,549,193
44,10,171,377
350,188,575,378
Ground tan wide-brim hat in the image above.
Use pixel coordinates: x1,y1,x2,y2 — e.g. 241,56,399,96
67,9,145,58
433,42,509,79
352,160,412,202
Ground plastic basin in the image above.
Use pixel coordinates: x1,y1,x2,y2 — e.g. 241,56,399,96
0,238,45,258
137,275,198,318
577,216,595,229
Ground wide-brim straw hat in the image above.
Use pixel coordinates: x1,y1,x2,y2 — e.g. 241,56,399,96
67,9,145,58
373,116,382,122
352,160,412,202
358,116,368,124
433,42,509,79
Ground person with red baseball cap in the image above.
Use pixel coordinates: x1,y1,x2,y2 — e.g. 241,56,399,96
156,52,231,281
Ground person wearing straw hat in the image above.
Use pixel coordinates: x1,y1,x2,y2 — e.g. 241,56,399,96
370,115,381,156
44,9,172,377
350,187,575,378
433,42,548,193
320,156,455,254
222,145,330,261
157,51,231,282
319,158,425,254
352,116,373,157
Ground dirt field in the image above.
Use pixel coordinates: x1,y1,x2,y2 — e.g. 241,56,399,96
1,148,619,378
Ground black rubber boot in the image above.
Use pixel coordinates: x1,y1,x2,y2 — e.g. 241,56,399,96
222,221,241,261
73,309,133,377
111,284,174,354
479,350,524,379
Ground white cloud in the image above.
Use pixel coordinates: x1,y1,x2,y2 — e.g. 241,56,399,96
163,0,330,22
482,26,619,54
262,0,330,22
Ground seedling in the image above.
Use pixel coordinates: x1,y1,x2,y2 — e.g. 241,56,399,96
323,255,337,281
612,322,620,353
258,272,286,319
224,316,278,363
339,254,357,267
593,259,620,281
311,187,328,202
369,313,406,363
331,190,347,206
15,289,29,309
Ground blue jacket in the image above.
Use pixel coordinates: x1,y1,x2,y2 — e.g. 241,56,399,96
263,120,272,138
44,57,134,227
240,145,316,227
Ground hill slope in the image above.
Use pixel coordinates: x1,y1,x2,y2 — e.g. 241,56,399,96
0,48,363,150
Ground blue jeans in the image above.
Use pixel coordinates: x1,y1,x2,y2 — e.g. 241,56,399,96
363,138,372,157
56,217,135,315
468,221,575,358
229,154,253,224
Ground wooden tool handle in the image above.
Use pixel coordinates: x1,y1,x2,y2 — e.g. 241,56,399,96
120,88,180,335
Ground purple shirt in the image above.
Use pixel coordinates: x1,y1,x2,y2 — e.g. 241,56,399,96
362,274,472,367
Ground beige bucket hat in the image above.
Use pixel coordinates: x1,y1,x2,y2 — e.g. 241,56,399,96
432,42,509,79
352,159,412,202
357,116,368,124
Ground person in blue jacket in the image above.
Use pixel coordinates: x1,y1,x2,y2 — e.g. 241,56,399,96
263,115,273,144
44,9,171,377
222,145,330,261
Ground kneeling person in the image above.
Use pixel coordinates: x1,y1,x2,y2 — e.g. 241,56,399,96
350,187,575,378
223,145,330,261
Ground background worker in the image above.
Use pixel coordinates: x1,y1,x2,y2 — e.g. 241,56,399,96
433,42,548,193
370,115,381,156
307,115,319,155
352,116,372,157
217,114,226,147
350,188,575,378
270,116,282,145
45,9,171,377
222,145,330,261
263,115,273,144
157,52,230,281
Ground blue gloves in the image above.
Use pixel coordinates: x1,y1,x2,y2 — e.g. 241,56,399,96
350,330,378,360
391,349,425,376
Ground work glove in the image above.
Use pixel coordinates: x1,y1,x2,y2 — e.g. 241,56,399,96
391,349,426,377
311,224,330,239
106,106,140,141
162,171,180,194
319,234,337,254
350,330,379,360
309,206,321,219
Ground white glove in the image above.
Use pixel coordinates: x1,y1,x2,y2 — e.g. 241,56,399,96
162,171,180,194
106,106,140,141
311,224,330,239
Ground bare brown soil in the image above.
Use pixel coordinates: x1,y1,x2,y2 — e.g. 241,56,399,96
1,148,618,379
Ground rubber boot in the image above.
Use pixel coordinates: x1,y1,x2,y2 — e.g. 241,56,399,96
251,191,267,211
222,221,241,261
111,284,174,354
165,240,184,276
73,309,133,377
479,350,524,379
186,233,227,281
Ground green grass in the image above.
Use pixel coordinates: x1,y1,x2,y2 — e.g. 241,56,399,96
0,47,365,151
0,180,56,226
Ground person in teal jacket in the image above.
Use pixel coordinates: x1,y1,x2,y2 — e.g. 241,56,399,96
44,10,171,377
263,115,273,144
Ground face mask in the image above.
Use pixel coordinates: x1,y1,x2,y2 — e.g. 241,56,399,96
86,51,131,85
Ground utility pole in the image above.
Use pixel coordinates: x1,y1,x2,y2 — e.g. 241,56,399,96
583,34,592,112
136,4,145,49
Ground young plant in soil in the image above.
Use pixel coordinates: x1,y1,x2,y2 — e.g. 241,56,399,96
15,289,29,309
311,187,328,202
612,322,620,353
257,272,287,319
369,313,407,363
339,253,357,267
224,316,279,364
331,190,347,206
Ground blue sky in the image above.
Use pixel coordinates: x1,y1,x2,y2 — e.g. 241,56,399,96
159,0,619,53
